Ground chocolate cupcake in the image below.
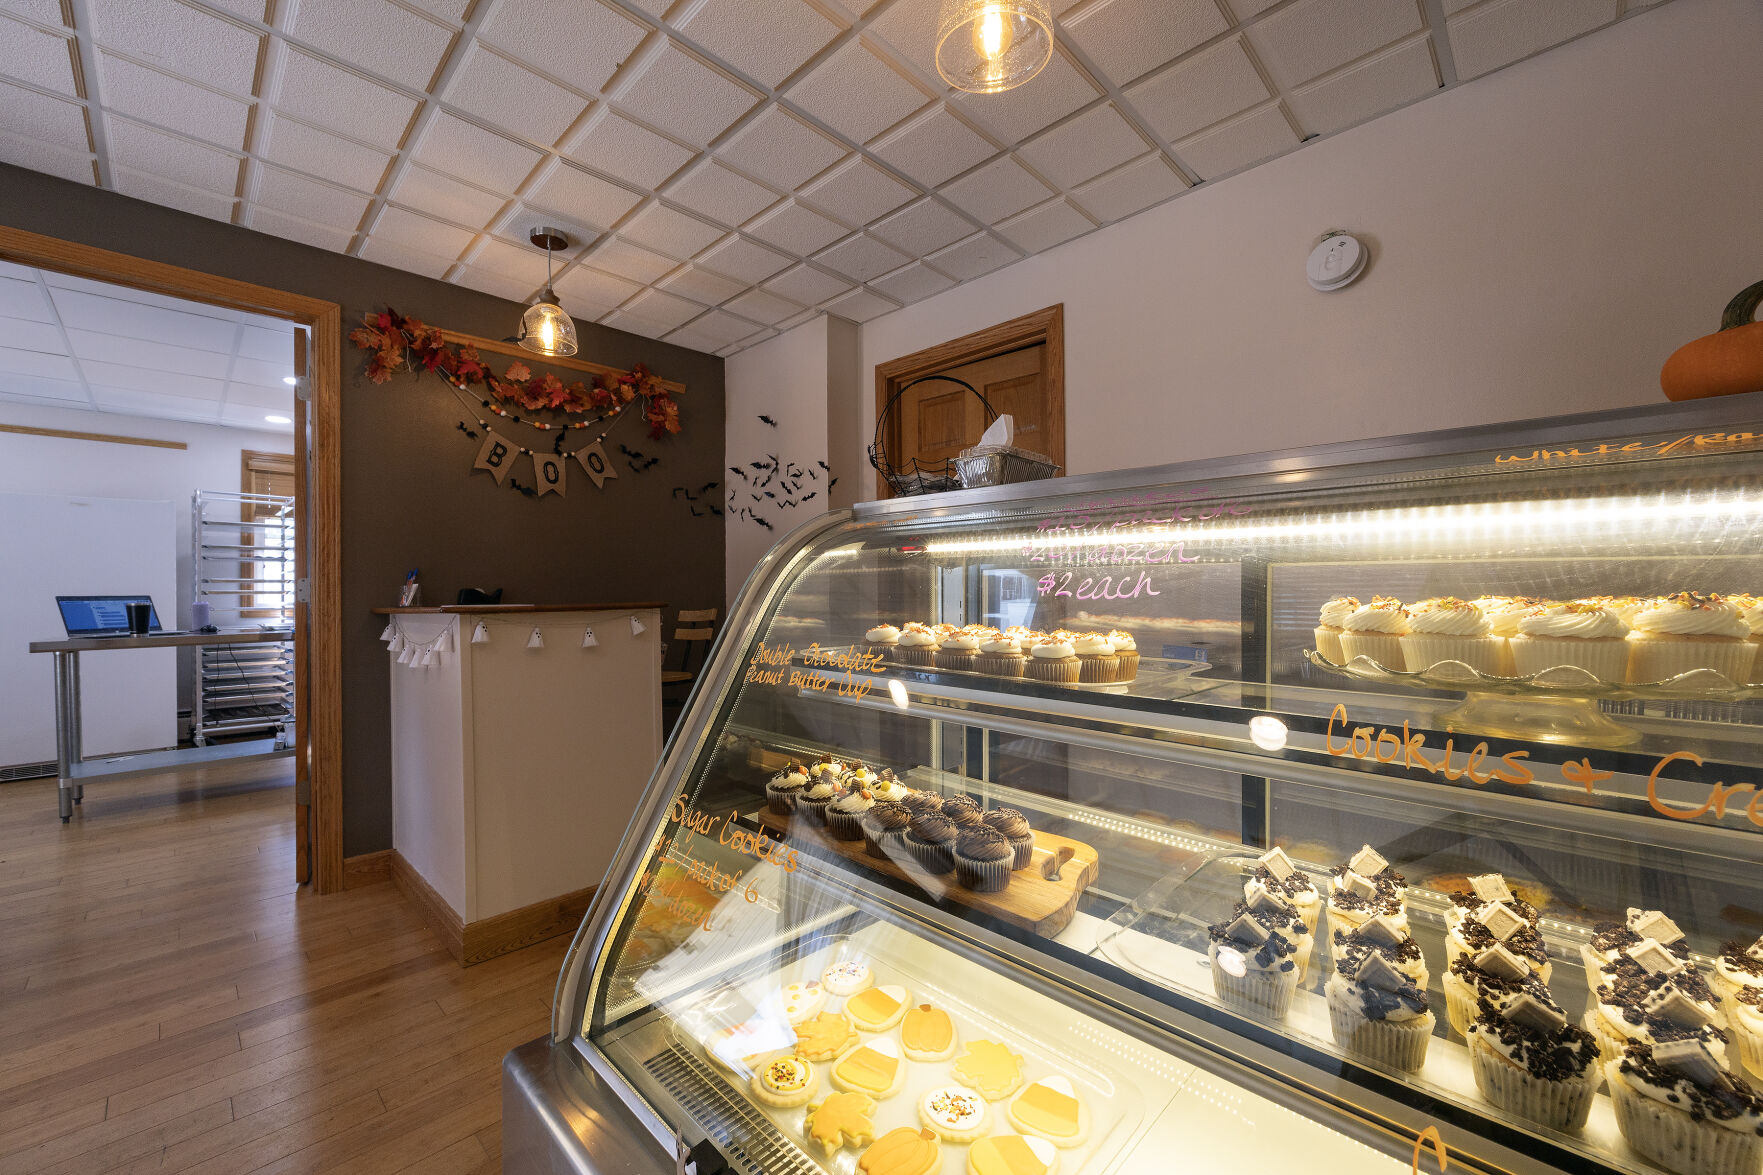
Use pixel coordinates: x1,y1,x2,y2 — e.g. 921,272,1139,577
826,787,874,842
980,807,1034,870
941,795,983,829
862,801,912,858
905,813,957,874
899,790,941,818
799,778,841,826
765,762,809,815
953,826,1013,893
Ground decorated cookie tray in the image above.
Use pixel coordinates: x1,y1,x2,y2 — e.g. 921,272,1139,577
670,930,1143,1175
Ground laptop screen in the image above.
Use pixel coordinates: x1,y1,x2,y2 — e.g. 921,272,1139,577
57,595,163,636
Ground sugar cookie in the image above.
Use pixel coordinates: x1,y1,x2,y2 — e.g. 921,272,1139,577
919,1084,990,1143
859,1126,942,1175
901,1003,957,1062
1006,1076,1089,1148
777,980,826,1025
845,983,909,1032
968,1133,1060,1175
803,1091,876,1157
832,1036,907,1099
750,1054,817,1108
822,959,874,996
952,1039,1025,1100
794,1010,858,1062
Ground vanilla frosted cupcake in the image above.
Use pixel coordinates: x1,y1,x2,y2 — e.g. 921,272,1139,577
1026,637,1079,683
1326,845,1408,934
1444,948,1550,1037
826,787,874,842
1445,873,1540,933
1472,595,1548,674
1334,916,1430,988
1247,846,1320,937
1580,911,1693,998
1073,633,1119,683
1737,596,1763,684
975,632,1026,678
1628,592,1758,684
1583,945,1729,1067
1107,630,1139,681
1328,920,1434,1072
937,628,984,672
896,622,939,667
1734,988,1763,1080
864,623,900,661
869,769,911,804
1445,900,1552,983
1234,886,1316,980
1713,937,1763,1006
766,762,810,815
1607,1040,1763,1175
1510,601,1630,681
1468,990,1602,1133
1402,596,1498,675
1208,902,1308,1018
1314,596,1359,664
799,778,840,825
1337,596,1408,669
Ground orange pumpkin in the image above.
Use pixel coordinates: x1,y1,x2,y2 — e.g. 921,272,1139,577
1662,280,1763,401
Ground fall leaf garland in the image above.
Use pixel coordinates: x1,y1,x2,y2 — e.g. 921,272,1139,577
348,307,682,440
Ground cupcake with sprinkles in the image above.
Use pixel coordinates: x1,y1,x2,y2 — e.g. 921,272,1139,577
1108,630,1139,681
896,622,940,668
981,808,1035,870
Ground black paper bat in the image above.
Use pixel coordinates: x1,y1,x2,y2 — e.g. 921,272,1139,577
700,481,718,494
758,415,777,427
800,492,817,502
763,491,775,499
456,421,478,439
748,461,767,470
508,478,537,498
828,477,839,489
553,435,565,455
729,466,747,479
751,493,762,503
817,461,829,471
753,516,773,530
786,463,802,478
690,506,705,516
708,505,722,516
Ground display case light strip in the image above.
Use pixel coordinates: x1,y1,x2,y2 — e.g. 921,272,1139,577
921,492,1763,555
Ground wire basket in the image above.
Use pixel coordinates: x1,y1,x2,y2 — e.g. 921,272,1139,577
868,375,997,497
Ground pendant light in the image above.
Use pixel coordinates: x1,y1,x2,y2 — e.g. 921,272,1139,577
518,226,578,358
935,0,1053,94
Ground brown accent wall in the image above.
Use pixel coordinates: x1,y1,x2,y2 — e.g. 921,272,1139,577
0,163,726,856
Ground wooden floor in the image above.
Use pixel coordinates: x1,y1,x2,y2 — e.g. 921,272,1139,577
0,758,568,1174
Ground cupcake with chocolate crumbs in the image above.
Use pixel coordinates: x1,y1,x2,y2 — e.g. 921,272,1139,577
941,795,984,829
861,801,912,859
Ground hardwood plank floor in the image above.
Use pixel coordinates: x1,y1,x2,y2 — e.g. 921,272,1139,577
0,759,568,1174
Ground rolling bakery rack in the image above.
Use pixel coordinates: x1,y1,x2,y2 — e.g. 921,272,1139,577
190,489,295,746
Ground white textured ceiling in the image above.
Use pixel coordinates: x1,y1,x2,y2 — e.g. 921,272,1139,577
0,261,297,431
0,0,1669,357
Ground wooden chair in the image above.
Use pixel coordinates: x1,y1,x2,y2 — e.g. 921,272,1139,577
661,608,718,689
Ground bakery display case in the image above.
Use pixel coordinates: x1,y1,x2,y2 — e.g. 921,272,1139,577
504,393,1763,1175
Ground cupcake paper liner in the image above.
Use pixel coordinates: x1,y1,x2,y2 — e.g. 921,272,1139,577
1077,653,1120,683
954,852,1011,893
825,810,867,841
936,650,979,673
1005,832,1033,871
799,798,833,826
1026,657,1081,683
1338,632,1405,671
1471,1037,1596,1133
1581,1008,1624,1068
1400,634,1501,675
1509,635,1629,682
1730,1019,1763,1081
905,836,954,875
765,786,798,816
864,829,908,859
864,641,896,663
1443,971,1478,1038
1314,626,1345,664
897,646,938,667
1116,650,1140,681
1609,1065,1763,1175
1327,991,1433,1073
1210,944,1298,1018
975,653,1025,678
1627,636,1759,686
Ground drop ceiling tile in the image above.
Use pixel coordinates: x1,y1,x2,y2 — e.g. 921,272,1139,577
64,328,232,378
0,377,88,406
800,157,917,228
1447,0,1617,81
619,202,725,259
870,198,973,256
863,0,940,81
0,13,75,94
0,344,78,381
1124,37,1268,143
254,165,370,230
870,261,953,302
722,287,801,325
616,40,760,147
868,104,996,187
245,205,355,252
227,382,296,411
942,155,1052,224
762,264,852,305
402,0,470,21
236,324,293,363
388,163,504,228
716,105,847,190
663,159,780,228
747,200,849,255
1229,0,1284,15
601,308,675,338
442,42,589,145
82,359,226,398
113,167,236,221
490,205,602,259
466,236,556,284
527,159,646,229
230,355,293,388
1287,34,1438,135
1017,103,1148,189
698,235,793,282
554,264,643,311
91,0,261,95
654,323,716,350
658,265,746,305
622,288,703,331
205,0,272,18
773,308,818,332
1070,153,1186,222
1,81,85,149
47,287,237,349
357,235,460,279
0,318,64,353
925,233,1021,281
951,51,1100,147
718,329,775,357
90,385,222,421
667,308,757,347
106,118,241,193
784,37,930,145
995,198,1094,252
370,205,475,259
451,266,537,302
273,51,418,151
563,110,696,191
414,113,546,188
813,233,908,282
260,114,390,192
479,0,647,93
1246,0,1425,89
0,0,64,26
288,0,454,91
0,129,93,184
676,0,843,89
1062,0,1229,85
98,55,249,149
822,287,897,322
1174,102,1299,179
584,237,679,284
0,275,52,322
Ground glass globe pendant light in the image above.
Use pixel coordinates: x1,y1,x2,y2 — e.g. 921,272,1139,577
935,0,1053,94
518,226,578,358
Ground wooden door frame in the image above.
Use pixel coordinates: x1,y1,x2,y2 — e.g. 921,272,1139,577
873,304,1065,500
0,225,347,895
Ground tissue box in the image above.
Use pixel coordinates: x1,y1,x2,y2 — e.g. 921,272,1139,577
954,443,1060,488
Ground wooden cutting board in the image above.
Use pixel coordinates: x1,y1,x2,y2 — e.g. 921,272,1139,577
755,809,1100,937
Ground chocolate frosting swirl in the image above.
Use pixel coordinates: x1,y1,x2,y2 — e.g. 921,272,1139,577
955,826,1012,862
907,814,956,846
863,802,912,833
981,807,1032,838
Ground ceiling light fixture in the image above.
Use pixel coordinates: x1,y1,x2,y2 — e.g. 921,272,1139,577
265,414,292,424
517,226,578,358
936,0,1053,94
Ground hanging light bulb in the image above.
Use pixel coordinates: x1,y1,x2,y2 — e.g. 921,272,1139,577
936,0,1052,94
518,226,578,358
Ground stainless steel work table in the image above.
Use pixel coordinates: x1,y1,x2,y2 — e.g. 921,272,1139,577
27,630,296,821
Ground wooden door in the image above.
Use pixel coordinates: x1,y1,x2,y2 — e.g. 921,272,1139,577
292,328,311,885
935,345,1048,453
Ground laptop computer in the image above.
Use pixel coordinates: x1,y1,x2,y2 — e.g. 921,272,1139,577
57,595,169,638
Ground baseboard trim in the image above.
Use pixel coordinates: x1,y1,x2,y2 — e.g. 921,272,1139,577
463,885,597,966
342,849,392,888
389,850,465,965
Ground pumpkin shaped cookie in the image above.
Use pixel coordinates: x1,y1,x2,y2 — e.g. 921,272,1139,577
900,1002,957,1062
750,1054,817,1108
952,1039,1025,1100
968,1133,1061,1175
794,1011,858,1062
860,1126,942,1175
845,983,910,1032
832,1036,907,1098
1006,1075,1090,1148
803,1091,876,1158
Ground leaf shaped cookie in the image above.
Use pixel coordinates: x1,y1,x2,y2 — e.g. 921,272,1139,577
952,1039,1025,1100
803,1091,876,1157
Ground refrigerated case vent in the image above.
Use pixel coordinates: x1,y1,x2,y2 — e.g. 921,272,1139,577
644,1043,819,1175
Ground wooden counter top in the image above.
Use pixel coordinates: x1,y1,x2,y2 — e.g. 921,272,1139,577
371,603,666,615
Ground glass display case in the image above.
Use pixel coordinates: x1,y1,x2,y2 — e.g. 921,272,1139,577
504,393,1763,1175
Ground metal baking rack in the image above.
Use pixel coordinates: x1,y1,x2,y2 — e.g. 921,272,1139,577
190,489,295,746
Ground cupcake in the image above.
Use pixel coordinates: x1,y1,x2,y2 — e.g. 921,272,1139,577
862,801,912,858
1471,595,1548,674
1327,922,1434,1072
1444,900,1552,983
1582,945,1728,1067
1444,873,1541,932
1580,910,1693,997
1337,596,1408,670
1313,596,1358,665
1073,633,1119,683
1739,596,1763,684
1444,948,1551,1038
1713,937,1763,1006
1026,636,1080,683
904,813,957,874
864,623,900,662
941,795,984,829
869,769,911,804
1510,600,1630,681
896,623,939,667
1208,904,1305,1018
766,762,810,815
810,755,848,787
1235,889,1316,980
899,790,942,819
799,778,841,825
1628,592,1758,684
975,632,1027,678
953,827,1014,893
826,787,874,842
1608,1040,1763,1175
1325,845,1407,934
843,763,880,792
1467,989,1603,1133
981,808,1035,870
1733,988,1763,1080
1247,846,1321,937
937,628,983,672
1107,630,1139,681
1401,596,1498,675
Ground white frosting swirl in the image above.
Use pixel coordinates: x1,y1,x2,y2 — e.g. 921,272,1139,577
1517,603,1627,639
1030,639,1074,659
1107,629,1137,652
940,633,981,651
1342,597,1409,634
897,625,938,647
1632,593,1749,638
1616,1056,1762,1132
979,636,1021,654
1471,596,1549,638
1318,596,1360,628
1407,597,1490,637
865,624,900,642
1073,633,1115,655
